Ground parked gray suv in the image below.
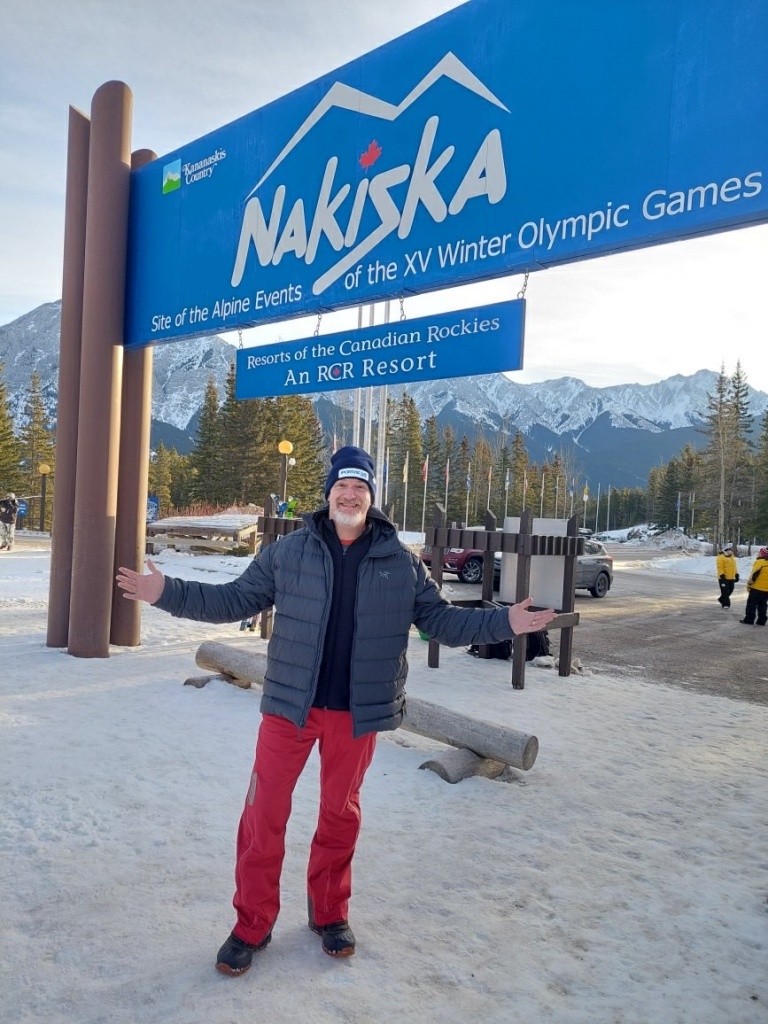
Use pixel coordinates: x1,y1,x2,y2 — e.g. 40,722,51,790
420,537,614,597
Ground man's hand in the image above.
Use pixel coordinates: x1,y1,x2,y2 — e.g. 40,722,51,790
508,597,556,635
115,559,166,604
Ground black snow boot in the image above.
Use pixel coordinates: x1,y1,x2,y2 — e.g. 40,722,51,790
215,930,271,976
307,897,356,957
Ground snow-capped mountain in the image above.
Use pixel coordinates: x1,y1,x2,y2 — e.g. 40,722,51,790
1,300,766,488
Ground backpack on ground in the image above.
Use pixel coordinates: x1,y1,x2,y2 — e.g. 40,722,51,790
526,629,551,660
466,639,513,660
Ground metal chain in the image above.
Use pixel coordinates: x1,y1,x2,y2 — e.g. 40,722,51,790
238,330,243,349
399,296,406,321
517,271,530,300
313,313,322,336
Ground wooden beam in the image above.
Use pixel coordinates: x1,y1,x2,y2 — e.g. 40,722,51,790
194,641,539,773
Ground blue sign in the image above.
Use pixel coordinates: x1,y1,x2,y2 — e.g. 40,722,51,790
17,500,28,516
236,300,524,399
146,495,160,523
125,0,768,347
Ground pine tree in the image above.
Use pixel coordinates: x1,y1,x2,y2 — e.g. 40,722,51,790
190,376,224,504
753,409,768,542
149,442,174,517
0,362,22,494
700,363,755,546
421,415,443,525
18,371,56,528
508,431,529,517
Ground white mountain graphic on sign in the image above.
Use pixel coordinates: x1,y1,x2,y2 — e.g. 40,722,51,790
245,52,510,198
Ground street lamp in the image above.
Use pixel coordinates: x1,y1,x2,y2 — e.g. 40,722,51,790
38,463,51,532
277,440,294,503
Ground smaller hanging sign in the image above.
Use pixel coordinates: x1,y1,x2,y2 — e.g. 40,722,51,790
235,299,524,399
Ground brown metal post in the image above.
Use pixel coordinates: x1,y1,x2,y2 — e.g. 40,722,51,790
511,509,532,688
68,81,133,658
558,515,580,676
47,107,90,647
110,148,157,647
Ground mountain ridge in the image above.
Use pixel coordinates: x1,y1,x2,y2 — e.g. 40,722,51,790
2,300,766,489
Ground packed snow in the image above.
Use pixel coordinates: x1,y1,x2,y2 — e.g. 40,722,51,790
1,530,767,1024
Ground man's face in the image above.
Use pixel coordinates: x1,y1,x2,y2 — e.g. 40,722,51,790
328,478,372,529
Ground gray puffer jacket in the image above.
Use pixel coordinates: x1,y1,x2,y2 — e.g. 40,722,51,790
156,507,514,737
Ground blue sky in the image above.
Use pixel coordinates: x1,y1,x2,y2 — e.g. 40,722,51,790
1,0,766,391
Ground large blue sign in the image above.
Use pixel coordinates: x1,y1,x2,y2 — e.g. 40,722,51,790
125,0,768,348
235,300,524,399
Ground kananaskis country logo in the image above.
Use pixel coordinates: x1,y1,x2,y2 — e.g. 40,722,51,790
162,160,181,194
162,151,227,193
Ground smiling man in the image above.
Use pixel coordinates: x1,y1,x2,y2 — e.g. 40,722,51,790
116,445,554,976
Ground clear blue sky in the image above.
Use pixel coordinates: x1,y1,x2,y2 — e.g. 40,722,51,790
1,0,766,391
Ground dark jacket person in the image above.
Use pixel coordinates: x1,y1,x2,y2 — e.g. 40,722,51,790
116,446,555,976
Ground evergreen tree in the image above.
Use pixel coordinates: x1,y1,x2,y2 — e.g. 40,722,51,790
167,449,195,510
441,425,457,521
268,394,327,512
190,376,224,504
149,442,174,517
700,363,755,546
421,415,443,525
386,394,422,526
0,362,22,495
18,371,56,528
508,431,529,517
753,408,768,542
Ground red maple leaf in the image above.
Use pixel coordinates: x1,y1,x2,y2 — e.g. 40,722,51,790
359,139,382,170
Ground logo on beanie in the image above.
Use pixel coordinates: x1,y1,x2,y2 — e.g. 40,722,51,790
338,468,371,483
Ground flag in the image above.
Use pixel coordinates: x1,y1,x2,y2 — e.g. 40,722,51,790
421,454,429,483
382,458,388,489
444,458,450,484
402,451,409,483
582,488,589,502
570,477,575,497
504,468,510,491
487,465,492,483
466,463,472,492
523,471,528,492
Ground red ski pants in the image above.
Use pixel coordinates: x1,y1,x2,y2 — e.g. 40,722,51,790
232,709,377,945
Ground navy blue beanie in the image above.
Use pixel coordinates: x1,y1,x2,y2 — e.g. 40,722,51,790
325,446,376,501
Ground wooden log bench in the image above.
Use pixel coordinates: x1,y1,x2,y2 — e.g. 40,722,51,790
190,640,539,784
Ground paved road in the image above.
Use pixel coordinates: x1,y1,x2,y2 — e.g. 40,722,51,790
445,555,768,706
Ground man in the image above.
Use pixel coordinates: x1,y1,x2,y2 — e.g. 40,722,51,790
740,547,768,626
0,492,20,551
116,446,555,976
716,542,738,608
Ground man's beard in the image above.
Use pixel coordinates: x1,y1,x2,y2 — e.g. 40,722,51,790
331,507,367,529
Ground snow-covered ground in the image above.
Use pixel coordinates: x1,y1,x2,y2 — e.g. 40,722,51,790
1,533,767,1024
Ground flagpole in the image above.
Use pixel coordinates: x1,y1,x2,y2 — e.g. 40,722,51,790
363,305,375,451
606,484,611,533
464,462,471,525
486,466,492,510
504,467,510,519
595,482,601,533
384,446,390,506
420,454,429,534
374,301,390,494
352,305,363,446
402,451,409,534
539,469,545,518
